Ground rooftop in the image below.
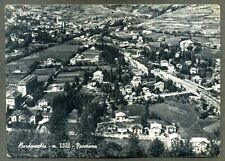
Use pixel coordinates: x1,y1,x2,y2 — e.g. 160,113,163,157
6,91,22,99
18,75,37,85
190,137,210,143
82,49,101,56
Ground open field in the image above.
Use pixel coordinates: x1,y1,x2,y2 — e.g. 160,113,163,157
127,104,146,116
7,43,80,73
148,99,217,138
197,47,220,59
144,32,173,40
122,98,218,139
203,122,220,134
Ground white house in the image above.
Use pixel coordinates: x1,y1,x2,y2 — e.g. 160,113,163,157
93,70,104,82
161,133,181,150
144,92,155,101
8,110,31,125
86,82,97,91
29,115,36,124
120,87,126,95
143,30,152,34
190,67,198,75
117,127,128,135
125,85,133,94
213,84,220,93
70,57,76,65
150,122,162,137
160,60,169,67
44,58,54,66
44,58,61,66
192,75,202,84
17,75,37,96
142,87,150,94
168,64,175,73
165,124,177,134
6,91,22,110
131,75,141,87
180,39,194,51
154,81,165,92
70,50,100,65
185,60,192,66
51,84,63,92
115,112,126,122
175,52,180,58
167,133,181,140
190,137,210,154
212,72,220,81
124,95,130,100
38,99,48,107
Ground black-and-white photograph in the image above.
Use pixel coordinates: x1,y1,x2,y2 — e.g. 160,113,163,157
5,4,220,158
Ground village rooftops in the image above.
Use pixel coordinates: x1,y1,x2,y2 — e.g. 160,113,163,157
6,74,26,86
160,60,169,67
10,109,32,117
154,81,164,86
190,137,210,144
82,48,101,57
38,117,49,125
18,75,37,86
180,39,194,45
150,122,162,129
6,91,22,99
115,112,126,117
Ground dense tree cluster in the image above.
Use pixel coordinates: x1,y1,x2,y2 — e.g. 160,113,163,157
126,134,145,157
147,138,165,157
169,140,194,157
96,44,126,65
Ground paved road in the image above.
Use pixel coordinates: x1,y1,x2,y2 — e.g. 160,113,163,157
123,52,149,75
160,91,191,97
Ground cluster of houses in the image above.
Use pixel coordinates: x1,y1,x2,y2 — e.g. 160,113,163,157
70,47,101,65
145,38,220,91
5,73,53,132
6,74,38,114
118,69,175,105
203,38,220,50
120,82,161,105
6,98,52,133
42,58,62,67
212,59,220,93
5,6,220,157
84,70,104,91
96,111,211,154
7,74,38,98
6,5,79,57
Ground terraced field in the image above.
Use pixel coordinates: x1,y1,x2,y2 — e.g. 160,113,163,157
147,4,220,36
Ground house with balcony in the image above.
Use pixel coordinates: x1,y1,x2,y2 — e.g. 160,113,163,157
190,137,210,154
